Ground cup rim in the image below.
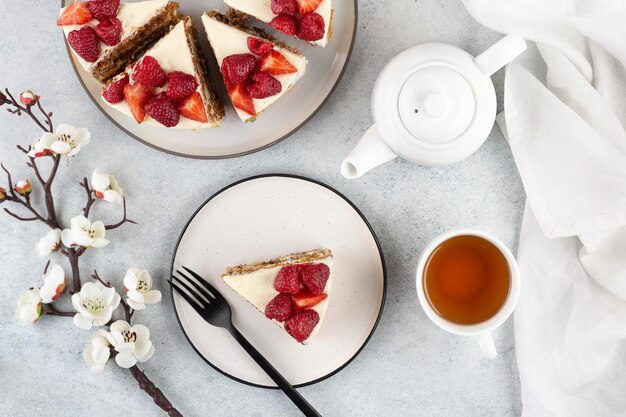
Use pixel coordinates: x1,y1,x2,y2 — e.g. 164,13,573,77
415,229,521,336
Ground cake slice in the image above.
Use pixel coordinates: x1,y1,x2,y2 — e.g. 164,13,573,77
222,249,332,344
58,0,181,82
202,10,307,122
101,17,224,129
223,0,333,47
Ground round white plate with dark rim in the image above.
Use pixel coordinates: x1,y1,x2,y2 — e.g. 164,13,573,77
170,174,386,388
61,0,358,158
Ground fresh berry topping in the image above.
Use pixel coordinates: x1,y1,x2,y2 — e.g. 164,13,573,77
145,92,180,127
297,13,325,41
95,17,122,46
57,3,93,26
166,71,199,101
220,54,257,86
133,56,166,88
296,0,323,14
102,73,129,104
228,85,256,116
123,82,152,124
247,71,282,99
285,310,319,343
292,291,328,311
258,50,297,75
265,293,293,322
271,0,297,15
88,0,120,21
178,92,208,123
269,14,298,36
67,27,101,63
274,265,300,294
299,263,330,294
247,37,274,56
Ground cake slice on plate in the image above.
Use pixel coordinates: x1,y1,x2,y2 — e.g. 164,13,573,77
223,0,333,47
222,249,332,344
58,0,181,82
202,10,308,122
101,17,224,129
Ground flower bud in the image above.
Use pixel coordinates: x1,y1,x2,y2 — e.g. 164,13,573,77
19,90,38,106
0,187,6,203
14,179,32,196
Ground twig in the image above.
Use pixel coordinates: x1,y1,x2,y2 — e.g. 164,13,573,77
105,197,137,230
43,259,51,274
129,366,183,417
45,303,74,317
3,88,52,133
3,208,38,221
80,177,95,218
91,270,111,287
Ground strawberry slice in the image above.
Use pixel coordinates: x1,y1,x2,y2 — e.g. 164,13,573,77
258,50,297,75
296,0,323,14
227,84,256,117
292,291,327,312
178,92,208,123
57,3,93,26
123,83,153,124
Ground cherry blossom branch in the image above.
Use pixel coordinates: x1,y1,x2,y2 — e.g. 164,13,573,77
81,177,95,218
104,197,137,230
129,366,183,417
45,303,74,317
1,89,53,133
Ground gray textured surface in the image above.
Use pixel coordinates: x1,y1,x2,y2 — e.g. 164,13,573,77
0,0,524,416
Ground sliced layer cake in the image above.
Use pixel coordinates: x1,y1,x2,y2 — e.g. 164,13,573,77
222,249,332,344
202,10,308,122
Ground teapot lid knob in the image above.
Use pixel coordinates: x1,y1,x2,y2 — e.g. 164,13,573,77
423,93,450,118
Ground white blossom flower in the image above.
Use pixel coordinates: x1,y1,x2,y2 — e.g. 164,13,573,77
71,281,120,330
83,329,111,373
123,268,161,310
106,320,154,368
61,215,109,249
15,288,42,324
39,264,66,303
30,123,90,157
91,169,123,204
37,228,62,256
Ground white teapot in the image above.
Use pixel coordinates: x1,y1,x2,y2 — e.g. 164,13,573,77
341,34,527,179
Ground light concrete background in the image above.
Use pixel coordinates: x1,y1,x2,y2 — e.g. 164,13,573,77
0,0,524,416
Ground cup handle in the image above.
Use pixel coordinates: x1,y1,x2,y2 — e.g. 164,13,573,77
478,332,497,359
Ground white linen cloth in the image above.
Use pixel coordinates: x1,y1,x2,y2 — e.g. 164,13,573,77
459,1,626,416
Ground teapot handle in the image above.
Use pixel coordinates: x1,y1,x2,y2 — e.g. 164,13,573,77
474,34,527,76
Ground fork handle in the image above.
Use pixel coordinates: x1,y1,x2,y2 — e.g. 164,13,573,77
229,327,322,417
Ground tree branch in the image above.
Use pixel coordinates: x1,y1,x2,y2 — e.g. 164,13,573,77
129,366,183,417
45,303,74,317
105,197,137,230
81,177,95,218
3,208,38,221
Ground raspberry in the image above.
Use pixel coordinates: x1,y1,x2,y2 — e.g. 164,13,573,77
144,92,180,127
299,263,330,294
274,265,300,294
165,71,198,101
102,73,129,104
220,54,257,86
68,27,101,63
265,293,293,322
271,0,297,15
88,0,120,21
247,71,282,99
95,17,122,46
247,37,274,56
133,56,166,88
297,13,325,41
269,14,298,36
285,310,319,343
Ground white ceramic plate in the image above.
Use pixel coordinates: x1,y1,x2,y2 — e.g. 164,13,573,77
61,0,357,158
170,175,386,387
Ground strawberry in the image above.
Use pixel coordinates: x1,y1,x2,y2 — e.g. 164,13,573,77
95,17,122,46
274,265,300,294
178,92,208,123
299,263,330,294
220,54,257,86
285,310,319,343
166,71,199,101
57,3,93,26
67,27,101,63
133,56,167,88
271,0,297,15
247,71,282,99
292,291,327,312
265,293,293,322
296,0,323,14
123,82,152,123
102,73,129,104
88,0,120,21
258,50,297,75
145,92,180,127
269,14,298,36
297,13,325,41
228,84,256,116
247,37,274,56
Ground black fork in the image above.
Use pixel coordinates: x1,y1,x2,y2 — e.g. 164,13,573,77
170,267,322,417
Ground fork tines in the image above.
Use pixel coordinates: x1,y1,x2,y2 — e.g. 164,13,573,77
170,267,221,311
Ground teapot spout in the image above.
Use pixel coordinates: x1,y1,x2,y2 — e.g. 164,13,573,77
341,125,397,179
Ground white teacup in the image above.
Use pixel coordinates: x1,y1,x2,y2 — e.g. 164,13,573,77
415,229,521,359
